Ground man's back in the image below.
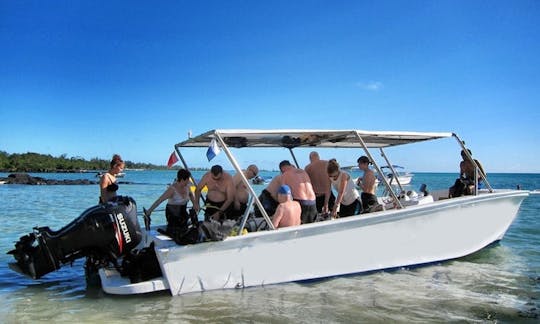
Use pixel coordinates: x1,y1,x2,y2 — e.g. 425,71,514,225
272,200,301,228
282,167,316,201
461,159,485,180
305,159,330,195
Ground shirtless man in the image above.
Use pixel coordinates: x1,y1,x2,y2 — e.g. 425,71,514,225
357,156,378,212
265,174,282,201
305,151,335,214
272,185,301,228
254,174,282,218
193,165,235,221
279,160,317,224
231,164,259,219
459,149,486,195
460,149,485,181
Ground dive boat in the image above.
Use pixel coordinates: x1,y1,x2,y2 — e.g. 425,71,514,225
377,165,413,185
8,129,534,296
251,175,268,185
348,164,414,187
96,172,125,178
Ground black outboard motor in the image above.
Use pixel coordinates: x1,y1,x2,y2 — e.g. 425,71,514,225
8,196,142,280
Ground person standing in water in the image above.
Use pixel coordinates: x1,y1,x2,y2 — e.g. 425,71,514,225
99,154,124,203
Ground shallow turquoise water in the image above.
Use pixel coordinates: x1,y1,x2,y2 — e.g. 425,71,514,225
0,171,538,322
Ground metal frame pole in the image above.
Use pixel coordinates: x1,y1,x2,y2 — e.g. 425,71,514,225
452,133,493,193
354,131,403,209
214,131,276,230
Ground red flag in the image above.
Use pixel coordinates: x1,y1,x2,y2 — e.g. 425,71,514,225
167,151,178,168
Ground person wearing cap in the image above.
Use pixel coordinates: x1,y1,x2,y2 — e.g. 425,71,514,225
271,185,301,228
357,156,378,212
279,160,317,224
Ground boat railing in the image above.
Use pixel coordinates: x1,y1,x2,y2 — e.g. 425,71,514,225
378,148,406,193
213,132,276,231
452,133,493,194
353,131,404,209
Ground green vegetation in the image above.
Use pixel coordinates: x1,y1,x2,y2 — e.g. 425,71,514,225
0,151,164,172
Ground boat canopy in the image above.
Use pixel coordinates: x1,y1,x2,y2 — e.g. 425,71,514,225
173,128,491,232
175,129,454,149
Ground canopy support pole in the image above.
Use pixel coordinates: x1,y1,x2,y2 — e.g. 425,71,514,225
353,131,403,209
214,131,276,230
288,148,300,168
379,148,405,193
175,144,205,205
452,133,493,193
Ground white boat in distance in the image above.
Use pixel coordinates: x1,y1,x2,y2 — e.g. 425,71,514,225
96,172,125,178
378,165,413,185
346,164,414,186
99,129,532,296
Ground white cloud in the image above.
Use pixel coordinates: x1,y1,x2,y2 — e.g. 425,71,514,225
356,81,383,91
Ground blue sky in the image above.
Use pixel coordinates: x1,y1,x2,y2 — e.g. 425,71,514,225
1,1,539,172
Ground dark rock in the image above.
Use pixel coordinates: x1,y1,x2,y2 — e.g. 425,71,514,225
2,173,97,185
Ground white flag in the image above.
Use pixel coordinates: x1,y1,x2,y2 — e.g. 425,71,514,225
206,138,221,161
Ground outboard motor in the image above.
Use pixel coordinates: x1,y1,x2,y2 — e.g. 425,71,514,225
8,196,142,280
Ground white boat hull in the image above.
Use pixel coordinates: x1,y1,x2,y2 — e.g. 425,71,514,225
100,190,527,296
393,174,412,185
375,174,413,185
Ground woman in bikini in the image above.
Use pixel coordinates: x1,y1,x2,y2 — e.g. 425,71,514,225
99,154,125,203
144,169,195,231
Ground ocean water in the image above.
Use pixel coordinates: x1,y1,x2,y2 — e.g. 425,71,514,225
0,170,538,323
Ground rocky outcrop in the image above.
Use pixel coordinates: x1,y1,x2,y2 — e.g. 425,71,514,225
1,173,98,185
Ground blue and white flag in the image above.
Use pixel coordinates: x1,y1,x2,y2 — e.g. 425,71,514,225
206,138,221,161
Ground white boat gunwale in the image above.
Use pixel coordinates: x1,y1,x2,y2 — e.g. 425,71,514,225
154,189,527,247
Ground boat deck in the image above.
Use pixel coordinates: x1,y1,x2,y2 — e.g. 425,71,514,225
99,267,169,295
99,230,175,295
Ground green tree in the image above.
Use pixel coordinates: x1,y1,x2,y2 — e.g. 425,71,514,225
0,152,166,172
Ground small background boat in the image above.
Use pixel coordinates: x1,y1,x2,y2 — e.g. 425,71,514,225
344,165,413,187
96,172,125,178
252,175,270,185
377,165,413,185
